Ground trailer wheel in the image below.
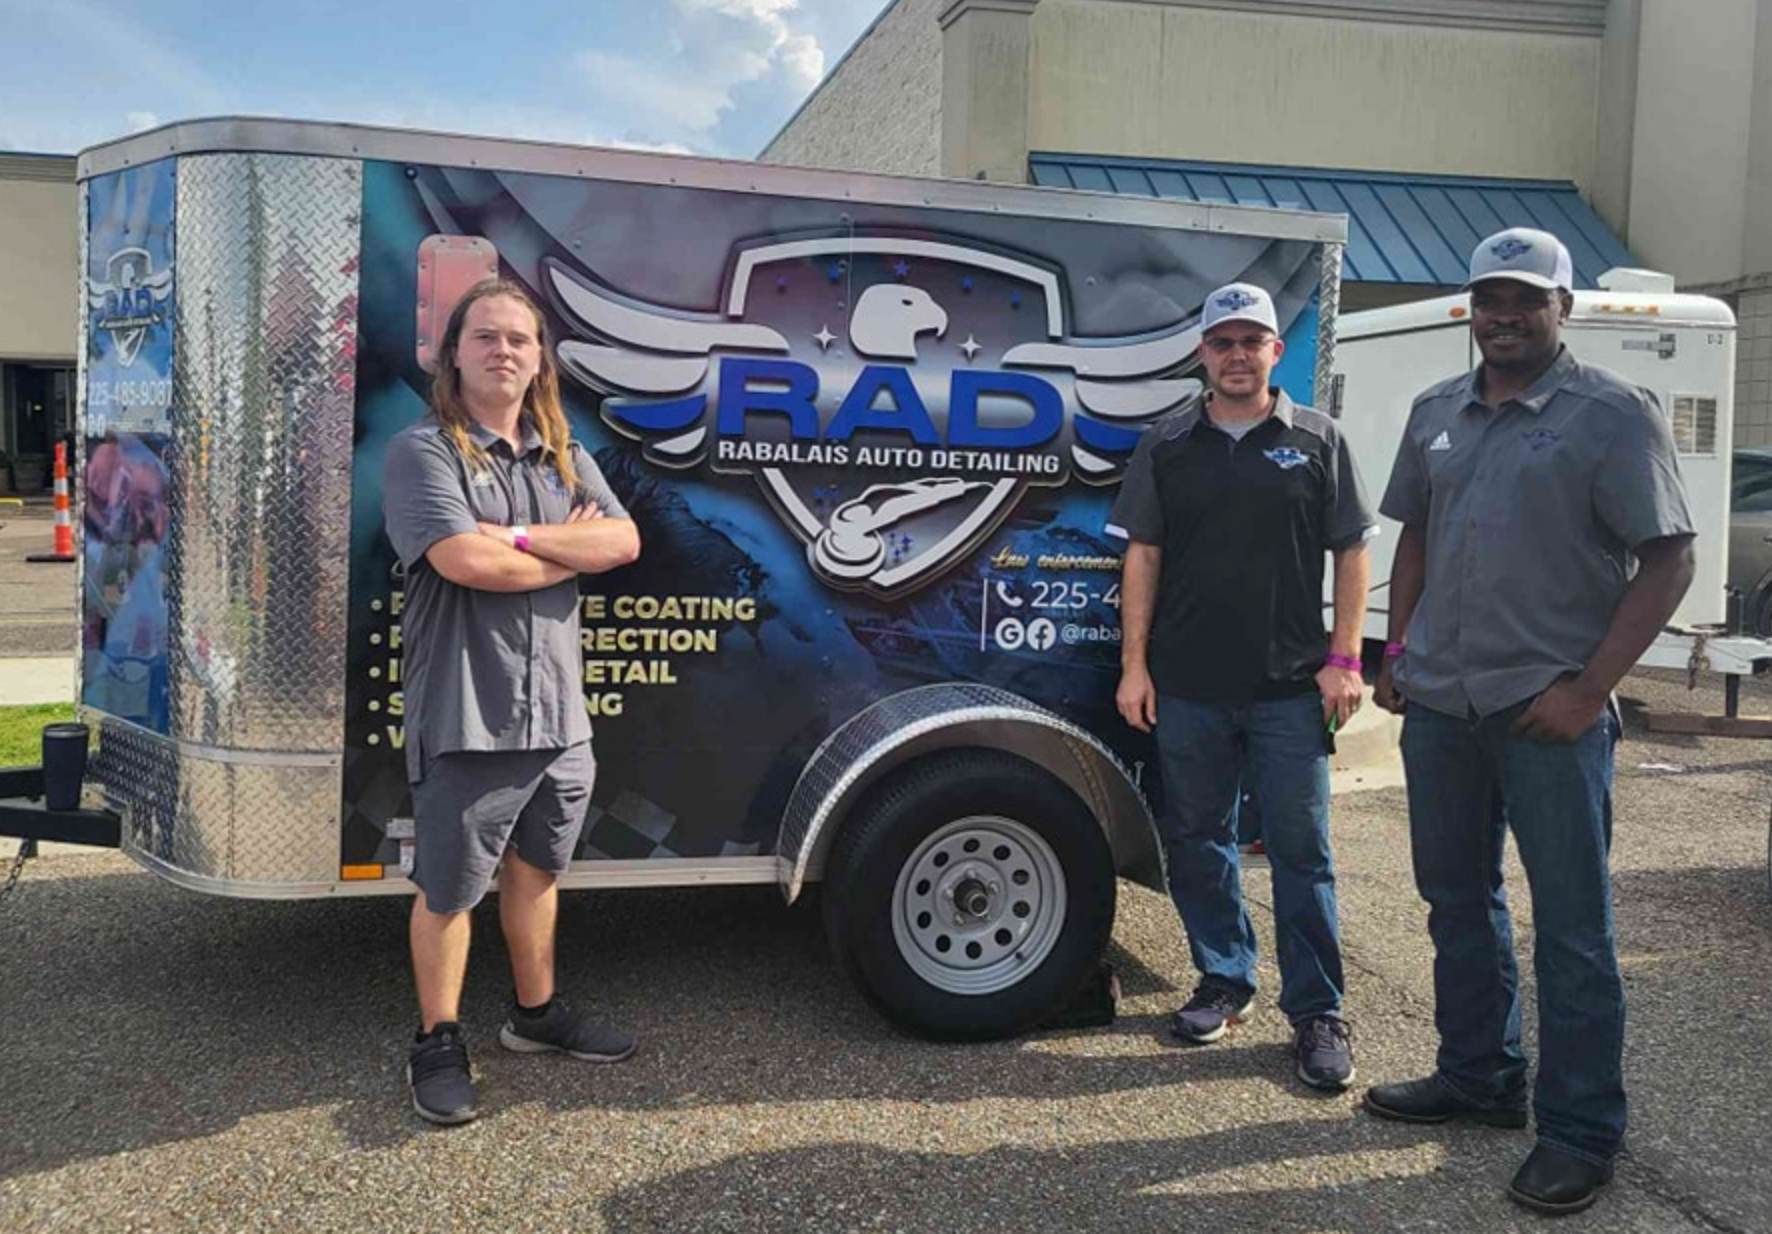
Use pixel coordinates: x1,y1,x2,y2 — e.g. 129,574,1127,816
822,750,1116,1041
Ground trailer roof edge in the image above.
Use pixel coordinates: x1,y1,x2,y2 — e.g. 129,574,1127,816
78,116,1348,246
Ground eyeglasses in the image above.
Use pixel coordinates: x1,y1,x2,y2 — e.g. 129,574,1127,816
1202,334,1276,356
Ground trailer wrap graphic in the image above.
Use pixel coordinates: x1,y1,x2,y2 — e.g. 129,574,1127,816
81,160,176,734
341,159,1324,871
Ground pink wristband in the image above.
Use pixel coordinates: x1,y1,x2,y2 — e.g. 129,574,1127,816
512,531,530,553
1383,642,1406,659
1324,653,1361,671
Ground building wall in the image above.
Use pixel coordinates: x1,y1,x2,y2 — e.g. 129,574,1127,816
1734,289,1772,449
0,161,79,362
0,156,78,478
758,0,945,175
1624,0,1761,285
1026,1,1601,183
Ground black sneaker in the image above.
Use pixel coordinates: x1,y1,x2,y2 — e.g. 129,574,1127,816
1293,1015,1356,1090
499,996,637,1063
407,1022,479,1125
1171,980,1256,1044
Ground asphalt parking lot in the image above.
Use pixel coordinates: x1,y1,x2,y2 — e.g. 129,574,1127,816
0,663,1767,1233
3,499,1770,1232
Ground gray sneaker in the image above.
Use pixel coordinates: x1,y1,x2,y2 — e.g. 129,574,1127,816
499,997,637,1063
1171,981,1256,1044
1294,1015,1356,1090
407,1022,480,1125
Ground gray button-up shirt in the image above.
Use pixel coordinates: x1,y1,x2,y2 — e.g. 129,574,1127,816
382,414,629,780
1380,347,1694,718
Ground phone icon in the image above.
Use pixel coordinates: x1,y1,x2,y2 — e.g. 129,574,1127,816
994,580,1024,608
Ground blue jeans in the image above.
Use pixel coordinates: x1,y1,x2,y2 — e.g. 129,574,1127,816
1400,701,1625,1165
1154,693,1344,1022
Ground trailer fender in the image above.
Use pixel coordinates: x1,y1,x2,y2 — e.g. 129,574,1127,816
776,683,1159,905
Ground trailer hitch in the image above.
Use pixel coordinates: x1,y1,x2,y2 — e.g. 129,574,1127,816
0,765,124,906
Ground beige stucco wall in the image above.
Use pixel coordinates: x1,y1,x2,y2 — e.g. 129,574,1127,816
759,0,945,175
0,177,79,361
1624,0,1763,285
1027,1,1601,184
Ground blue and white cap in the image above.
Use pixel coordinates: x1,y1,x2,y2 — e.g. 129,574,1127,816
1464,227,1574,293
1200,282,1279,334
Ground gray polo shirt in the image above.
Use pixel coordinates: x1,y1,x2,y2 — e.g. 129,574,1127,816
382,414,629,780
1380,347,1693,718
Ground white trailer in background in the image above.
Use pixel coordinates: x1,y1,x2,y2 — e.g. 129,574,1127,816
1334,270,1771,715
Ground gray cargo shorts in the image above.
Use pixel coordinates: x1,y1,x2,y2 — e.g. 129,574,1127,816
409,742,595,914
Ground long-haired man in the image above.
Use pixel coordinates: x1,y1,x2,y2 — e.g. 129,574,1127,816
382,278,641,1125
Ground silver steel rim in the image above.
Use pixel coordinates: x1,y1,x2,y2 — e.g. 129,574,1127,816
890,815,1067,996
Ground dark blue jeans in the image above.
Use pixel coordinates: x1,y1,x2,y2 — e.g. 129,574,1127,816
1154,693,1345,1022
1400,701,1625,1165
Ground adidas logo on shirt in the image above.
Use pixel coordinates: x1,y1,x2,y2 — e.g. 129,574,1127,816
1429,431,1452,452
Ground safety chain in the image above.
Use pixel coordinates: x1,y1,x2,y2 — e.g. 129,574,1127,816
1686,630,1711,691
0,839,36,908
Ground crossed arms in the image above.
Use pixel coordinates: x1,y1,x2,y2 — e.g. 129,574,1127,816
426,502,641,592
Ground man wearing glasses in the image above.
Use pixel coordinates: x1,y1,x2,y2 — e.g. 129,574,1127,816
1365,229,1695,1214
1108,282,1375,1091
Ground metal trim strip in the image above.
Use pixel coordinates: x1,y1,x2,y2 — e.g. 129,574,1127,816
77,117,1347,244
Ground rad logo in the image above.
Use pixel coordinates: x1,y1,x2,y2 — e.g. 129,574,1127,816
87,247,173,368
546,235,1209,598
1490,238,1533,262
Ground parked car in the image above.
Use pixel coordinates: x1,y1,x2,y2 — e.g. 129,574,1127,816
1729,449,1772,634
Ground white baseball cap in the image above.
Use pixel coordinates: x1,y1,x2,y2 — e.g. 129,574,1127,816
1200,282,1279,334
1464,227,1574,293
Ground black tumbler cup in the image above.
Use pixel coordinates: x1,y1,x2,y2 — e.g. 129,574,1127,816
41,722,90,812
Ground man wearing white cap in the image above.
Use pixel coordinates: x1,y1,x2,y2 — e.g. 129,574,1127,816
1365,228,1696,1214
1110,281,1375,1091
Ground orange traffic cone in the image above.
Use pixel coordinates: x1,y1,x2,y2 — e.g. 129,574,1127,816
26,441,76,564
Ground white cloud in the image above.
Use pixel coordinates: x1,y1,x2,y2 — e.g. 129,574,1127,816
577,49,735,134
124,111,160,133
776,32,825,90
575,0,825,146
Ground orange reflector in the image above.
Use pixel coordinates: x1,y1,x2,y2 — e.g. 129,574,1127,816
1450,306,1468,319
341,864,384,881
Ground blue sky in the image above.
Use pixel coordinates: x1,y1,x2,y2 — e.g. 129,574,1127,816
0,0,889,158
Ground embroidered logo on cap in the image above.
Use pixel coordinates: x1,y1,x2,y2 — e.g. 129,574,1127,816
1491,238,1532,262
1215,289,1258,312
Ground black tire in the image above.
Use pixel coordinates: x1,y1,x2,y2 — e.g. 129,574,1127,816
822,749,1116,1041
1755,588,1772,639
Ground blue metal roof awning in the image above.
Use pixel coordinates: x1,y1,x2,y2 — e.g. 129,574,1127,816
1028,154,1637,290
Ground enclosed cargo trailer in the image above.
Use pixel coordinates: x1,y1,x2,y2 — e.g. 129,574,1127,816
42,117,1347,1039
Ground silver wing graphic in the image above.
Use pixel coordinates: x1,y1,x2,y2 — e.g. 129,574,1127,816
86,266,173,311
1004,322,1205,482
545,257,792,464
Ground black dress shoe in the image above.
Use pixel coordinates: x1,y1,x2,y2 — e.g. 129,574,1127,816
1507,1144,1614,1215
1363,1074,1528,1128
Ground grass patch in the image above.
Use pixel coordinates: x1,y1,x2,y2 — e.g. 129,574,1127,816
0,704,76,767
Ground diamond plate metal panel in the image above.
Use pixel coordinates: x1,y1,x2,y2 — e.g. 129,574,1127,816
84,153,363,896
1316,243,1344,413
94,719,343,888
169,153,359,754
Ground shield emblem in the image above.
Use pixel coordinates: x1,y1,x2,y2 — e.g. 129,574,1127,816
91,247,168,369
716,237,1070,597
548,233,1204,600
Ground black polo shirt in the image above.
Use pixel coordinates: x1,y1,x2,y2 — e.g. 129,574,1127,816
1107,390,1375,703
